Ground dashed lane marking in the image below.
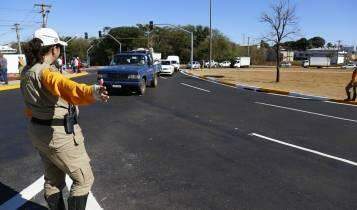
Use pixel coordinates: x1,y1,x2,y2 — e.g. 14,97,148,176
255,102,357,123
250,133,357,167
180,83,211,93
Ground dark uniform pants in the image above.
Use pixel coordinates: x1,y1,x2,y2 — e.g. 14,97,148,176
28,123,94,198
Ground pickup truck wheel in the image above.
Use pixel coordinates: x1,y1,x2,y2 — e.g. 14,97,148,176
138,78,146,95
150,74,158,88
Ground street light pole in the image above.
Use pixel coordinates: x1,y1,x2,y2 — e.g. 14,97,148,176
155,23,194,70
209,0,212,69
106,33,122,53
63,35,78,67
86,45,94,67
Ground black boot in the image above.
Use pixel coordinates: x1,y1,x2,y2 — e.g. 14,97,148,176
45,192,65,210
67,194,88,210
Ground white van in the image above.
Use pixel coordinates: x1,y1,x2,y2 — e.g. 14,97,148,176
167,55,180,71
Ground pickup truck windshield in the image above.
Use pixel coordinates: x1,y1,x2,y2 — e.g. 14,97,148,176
114,54,146,65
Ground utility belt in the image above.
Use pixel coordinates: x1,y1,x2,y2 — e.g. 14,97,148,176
31,105,78,134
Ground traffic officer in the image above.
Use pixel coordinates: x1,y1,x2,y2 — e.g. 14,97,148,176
20,28,109,210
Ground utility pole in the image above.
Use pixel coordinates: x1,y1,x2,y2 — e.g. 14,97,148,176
12,23,22,54
34,3,52,27
247,36,250,57
209,0,212,69
337,40,342,50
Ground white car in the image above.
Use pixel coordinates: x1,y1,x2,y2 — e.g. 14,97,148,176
160,60,175,75
204,60,218,68
219,61,231,68
342,63,356,69
188,61,201,69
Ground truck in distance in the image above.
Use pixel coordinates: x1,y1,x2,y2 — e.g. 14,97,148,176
232,57,250,68
303,57,331,68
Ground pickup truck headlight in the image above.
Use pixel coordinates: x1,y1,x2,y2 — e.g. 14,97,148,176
128,74,141,79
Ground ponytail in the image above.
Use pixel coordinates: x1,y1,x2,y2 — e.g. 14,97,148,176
23,38,53,68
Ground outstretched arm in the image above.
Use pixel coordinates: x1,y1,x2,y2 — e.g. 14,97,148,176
40,68,95,105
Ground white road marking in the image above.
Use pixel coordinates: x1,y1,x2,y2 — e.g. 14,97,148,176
159,76,168,79
180,71,235,88
180,83,211,92
255,102,357,123
65,176,103,210
325,100,357,107
0,175,102,210
0,175,45,210
250,133,357,167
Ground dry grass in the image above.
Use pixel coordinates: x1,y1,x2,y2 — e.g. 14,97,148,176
187,67,354,99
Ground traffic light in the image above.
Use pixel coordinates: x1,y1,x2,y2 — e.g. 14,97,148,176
84,32,88,39
149,21,153,31
98,30,102,38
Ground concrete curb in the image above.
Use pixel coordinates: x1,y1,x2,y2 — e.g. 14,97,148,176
0,72,89,92
181,70,357,106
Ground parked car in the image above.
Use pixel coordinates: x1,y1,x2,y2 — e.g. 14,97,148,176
342,63,357,69
160,60,175,75
167,55,180,71
204,60,218,68
187,61,201,69
97,50,159,95
280,61,292,68
219,61,231,68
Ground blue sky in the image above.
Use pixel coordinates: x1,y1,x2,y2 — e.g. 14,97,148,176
0,0,356,46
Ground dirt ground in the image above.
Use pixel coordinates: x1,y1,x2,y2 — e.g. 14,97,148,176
187,66,355,100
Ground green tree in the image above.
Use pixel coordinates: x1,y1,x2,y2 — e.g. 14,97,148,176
308,36,325,48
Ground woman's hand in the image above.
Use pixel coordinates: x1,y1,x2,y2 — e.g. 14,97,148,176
98,85,109,102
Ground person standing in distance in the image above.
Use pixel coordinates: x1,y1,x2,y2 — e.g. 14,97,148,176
344,67,357,101
20,28,109,210
0,53,8,85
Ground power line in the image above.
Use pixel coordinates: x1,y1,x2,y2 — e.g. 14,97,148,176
0,7,36,12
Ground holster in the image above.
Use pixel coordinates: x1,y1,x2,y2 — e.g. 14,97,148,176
64,105,78,134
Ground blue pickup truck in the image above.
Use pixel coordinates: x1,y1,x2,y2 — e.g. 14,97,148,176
97,50,160,95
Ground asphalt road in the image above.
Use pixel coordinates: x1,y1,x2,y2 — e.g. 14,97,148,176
0,70,356,210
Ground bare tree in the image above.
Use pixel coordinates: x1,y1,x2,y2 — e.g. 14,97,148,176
261,0,299,82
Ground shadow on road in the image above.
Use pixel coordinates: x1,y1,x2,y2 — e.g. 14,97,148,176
0,182,47,209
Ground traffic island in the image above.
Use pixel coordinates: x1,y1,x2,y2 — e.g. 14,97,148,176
182,68,357,106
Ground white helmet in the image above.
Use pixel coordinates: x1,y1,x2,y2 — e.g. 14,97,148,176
34,28,67,47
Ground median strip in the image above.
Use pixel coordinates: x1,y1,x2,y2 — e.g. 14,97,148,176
181,70,357,106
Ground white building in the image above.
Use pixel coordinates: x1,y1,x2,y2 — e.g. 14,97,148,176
294,48,346,65
0,45,17,54
281,49,294,62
